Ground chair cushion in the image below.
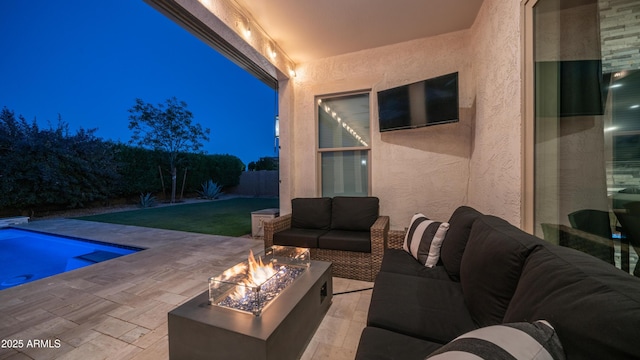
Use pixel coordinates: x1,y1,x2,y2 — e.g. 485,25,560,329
367,272,477,344
331,196,379,231
380,249,451,280
318,230,371,252
460,215,543,327
440,206,483,281
403,213,449,267
426,320,565,360
356,326,443,360
273,228,326,248
291,197,332,230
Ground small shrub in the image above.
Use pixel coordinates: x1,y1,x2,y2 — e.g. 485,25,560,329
139,192,157,208
198,179,223,200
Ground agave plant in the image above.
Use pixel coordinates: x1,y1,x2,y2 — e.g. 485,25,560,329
139,192,157,208
198,179,223,200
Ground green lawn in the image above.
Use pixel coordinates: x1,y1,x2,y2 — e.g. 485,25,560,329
75,197,279,237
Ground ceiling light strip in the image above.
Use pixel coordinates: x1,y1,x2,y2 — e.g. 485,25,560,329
199,0,297,78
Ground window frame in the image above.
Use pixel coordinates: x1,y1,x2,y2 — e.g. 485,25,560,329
522,0,538,233
315,90,373,197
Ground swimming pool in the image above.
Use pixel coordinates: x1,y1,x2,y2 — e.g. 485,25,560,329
0,228,143,290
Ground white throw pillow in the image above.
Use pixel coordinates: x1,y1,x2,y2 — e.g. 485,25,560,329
426,320,565,360
403,213,449,267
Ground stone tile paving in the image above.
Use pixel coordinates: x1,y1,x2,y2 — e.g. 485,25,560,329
0,219,371,360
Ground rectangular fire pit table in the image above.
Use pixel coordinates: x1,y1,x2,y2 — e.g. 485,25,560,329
168,260,332,360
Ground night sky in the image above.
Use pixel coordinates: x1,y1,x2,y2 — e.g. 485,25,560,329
0,0,277,166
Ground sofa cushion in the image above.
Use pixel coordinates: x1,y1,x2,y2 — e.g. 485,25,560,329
367,272,478,343
440,206,483,281
379,249,451,281
291,197,332,230
460,215,543,327
318,230,371,252
355,326,443,360
403,213,450,267
331,196,379,231
426,320,565,360
273,228,325,248
504,244,640,360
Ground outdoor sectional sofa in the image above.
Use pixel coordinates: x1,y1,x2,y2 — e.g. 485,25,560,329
356,206,640,359
263,197,388,281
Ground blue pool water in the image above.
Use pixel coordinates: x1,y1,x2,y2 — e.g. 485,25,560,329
0,228,143,290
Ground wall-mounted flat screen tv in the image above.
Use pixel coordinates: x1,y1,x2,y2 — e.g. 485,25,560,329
377,72,459,132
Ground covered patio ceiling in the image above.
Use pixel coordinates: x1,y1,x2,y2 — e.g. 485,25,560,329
234,0,485,64
145,0,484,87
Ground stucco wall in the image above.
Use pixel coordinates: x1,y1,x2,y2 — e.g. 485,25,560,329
282,0,526,229
290,31,474,229
467,0,523,225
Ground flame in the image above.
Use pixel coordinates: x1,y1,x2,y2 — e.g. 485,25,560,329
229,250,277,301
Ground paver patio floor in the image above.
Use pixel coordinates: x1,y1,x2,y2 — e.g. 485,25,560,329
0,220,371,360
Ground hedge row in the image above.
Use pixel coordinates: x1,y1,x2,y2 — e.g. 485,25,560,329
114,144,244,196
0,107,244,214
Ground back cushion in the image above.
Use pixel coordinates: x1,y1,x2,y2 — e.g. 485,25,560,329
440,206,484,280
331,196,379,231
504,245,640,359
460,215,543,327
291,197,332,230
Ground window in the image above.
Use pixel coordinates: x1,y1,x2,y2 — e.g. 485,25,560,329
525,0,640,276
317,92,371,197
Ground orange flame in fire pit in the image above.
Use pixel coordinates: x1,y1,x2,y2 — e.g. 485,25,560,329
229,250,277,301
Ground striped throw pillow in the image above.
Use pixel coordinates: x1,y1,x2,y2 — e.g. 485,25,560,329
403,213,450,267
427,320,565,360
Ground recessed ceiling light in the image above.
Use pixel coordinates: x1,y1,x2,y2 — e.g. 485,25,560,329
631,105,640,109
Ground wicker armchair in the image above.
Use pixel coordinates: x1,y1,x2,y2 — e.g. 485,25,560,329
264,213,389,281
387,229,406,250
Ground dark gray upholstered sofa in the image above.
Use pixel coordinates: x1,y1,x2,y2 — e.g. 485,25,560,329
356,206,640,360
263,197,389,281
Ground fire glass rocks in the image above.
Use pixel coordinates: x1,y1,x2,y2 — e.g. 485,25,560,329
208,246,311,316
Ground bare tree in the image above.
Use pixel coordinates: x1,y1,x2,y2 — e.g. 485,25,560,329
128,97,210,203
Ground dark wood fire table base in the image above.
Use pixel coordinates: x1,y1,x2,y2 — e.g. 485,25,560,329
168,261,332,360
